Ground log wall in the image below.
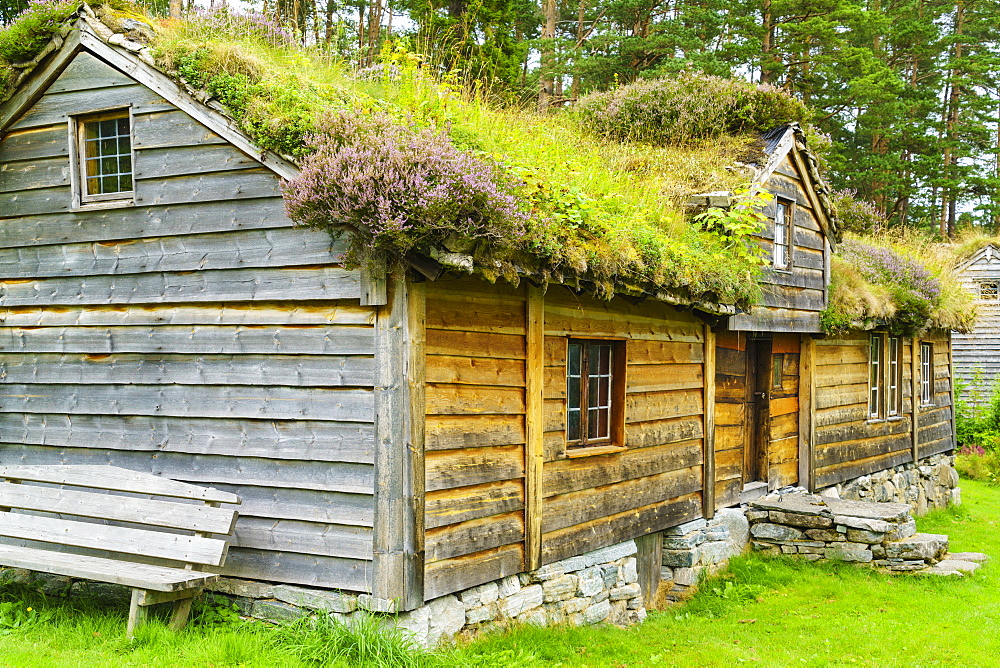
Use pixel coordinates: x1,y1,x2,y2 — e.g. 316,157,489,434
769,333,800,489
953,248,1000,403
0,51,375,592
812,331,953,488
730,153,828,332
713,331,746,508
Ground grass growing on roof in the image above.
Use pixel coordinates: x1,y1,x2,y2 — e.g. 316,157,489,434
822,230,976,335
144,9,773,304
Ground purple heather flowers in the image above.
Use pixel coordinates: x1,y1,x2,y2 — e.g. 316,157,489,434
283,111,527,268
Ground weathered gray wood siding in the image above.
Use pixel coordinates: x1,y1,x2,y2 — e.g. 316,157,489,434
0,51,376,592
729,152,828,333
954,247,1000,404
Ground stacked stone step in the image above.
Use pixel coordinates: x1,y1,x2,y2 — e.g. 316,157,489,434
659,509,750,602
747,493,949,571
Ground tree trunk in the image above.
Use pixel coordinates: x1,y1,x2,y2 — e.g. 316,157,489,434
169,0,181,18
539,0,558,111
571,0,586,99
761,0,774,84
942,0,964,239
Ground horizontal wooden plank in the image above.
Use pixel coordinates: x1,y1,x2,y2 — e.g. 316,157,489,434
918,436,954,459
543,438,702,497
627,363,703,393
770,412,798,440
0,198,292,249
0,324,374,355
134,169,282,207
0,155,68,193
215,484,372,526
2,447,374,496
627,340,703,364
815,449,912,488
424,414,524,451
544,301,702,341
0,228,347,279
425,479,523,530
814,418,910,449
425,291,524,334
132,109,227,150
222,548,369,592
0,126,69,163
0,302,374,328
48,52,134,94
424,543,523,600
0,543,218,592
626,388,703,423
135,144,260,180
814,404,868,428
0,353,374,388
0,512,227,566
541,492,701,565
815,383,867,410
0,464,238,503
425,355,524,387
425,511,523,562
0,383,374,422
815,430,911,469
0,266,361,307
426,445,524,492
425,384,524,415
11,84,171,131
425,329,525,360
542,466,701,533
0,483,237,535
770,396,798,417
231,518,371,561
0,413,375,463
625,416,704,448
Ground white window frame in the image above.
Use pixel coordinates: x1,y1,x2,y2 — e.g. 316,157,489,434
869,333,883,419
887,336,902,417
772,199,793,271
920,342,933,406
68,106,135,209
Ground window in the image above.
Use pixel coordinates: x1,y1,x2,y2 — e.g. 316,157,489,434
920,342,933,406
771,354,784,389
869,334,883,419
73,110,134,205
980,281,999,300
870,334,904,420
566,339,624,449
773,199,793,270
887,337,902,417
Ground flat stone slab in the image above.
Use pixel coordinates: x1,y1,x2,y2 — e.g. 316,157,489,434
750,494,911,523
947,552,989,563
932,559,981,574
885,533,948,561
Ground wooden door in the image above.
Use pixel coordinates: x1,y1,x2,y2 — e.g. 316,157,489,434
746,339,772,484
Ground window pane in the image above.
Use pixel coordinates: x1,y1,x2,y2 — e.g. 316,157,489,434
772,354,783,389
568,343,581,377
588,406,599,438
567,407,580,441
80,114,132,197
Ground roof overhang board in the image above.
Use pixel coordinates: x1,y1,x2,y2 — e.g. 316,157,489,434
0,27,83,137
75,24,299,181
0,17,299,182
955,243,1000,273
788,145,835,252
752,126,796,186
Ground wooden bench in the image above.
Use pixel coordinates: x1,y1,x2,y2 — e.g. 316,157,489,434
0,465,240,637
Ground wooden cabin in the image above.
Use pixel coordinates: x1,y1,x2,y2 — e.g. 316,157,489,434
0,13,958,619
954,244,1000,404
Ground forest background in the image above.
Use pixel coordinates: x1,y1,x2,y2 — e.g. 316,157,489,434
2,0,1000,236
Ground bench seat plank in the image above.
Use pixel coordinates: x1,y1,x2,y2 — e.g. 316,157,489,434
0,513,228,566
0,466,239,505
0,484,237,535
0,543,218,591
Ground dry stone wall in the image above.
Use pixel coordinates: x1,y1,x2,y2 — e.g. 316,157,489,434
209,539,646,647
823,453,960,513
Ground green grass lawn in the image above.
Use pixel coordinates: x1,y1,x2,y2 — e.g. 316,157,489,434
1,480,998,667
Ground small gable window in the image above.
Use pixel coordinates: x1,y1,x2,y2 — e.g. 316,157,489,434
72,110,134,205
773,199,793,271
979,281,998,300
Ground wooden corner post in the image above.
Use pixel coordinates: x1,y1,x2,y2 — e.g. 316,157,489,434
525,285,545,570
702,325,716,519
798,335,815,492
911,339,920,464
372,272,426,610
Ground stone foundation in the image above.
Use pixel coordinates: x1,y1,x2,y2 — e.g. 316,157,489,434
209,539,646,647
821,453,960,513
655,508,750,604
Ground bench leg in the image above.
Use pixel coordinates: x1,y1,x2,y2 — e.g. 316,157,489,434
127,589,148,640
168,596,194,632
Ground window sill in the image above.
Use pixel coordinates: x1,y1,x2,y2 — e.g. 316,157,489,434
887,416,906,422
565,444,627,459
865,418,886,425
72,199,134,212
